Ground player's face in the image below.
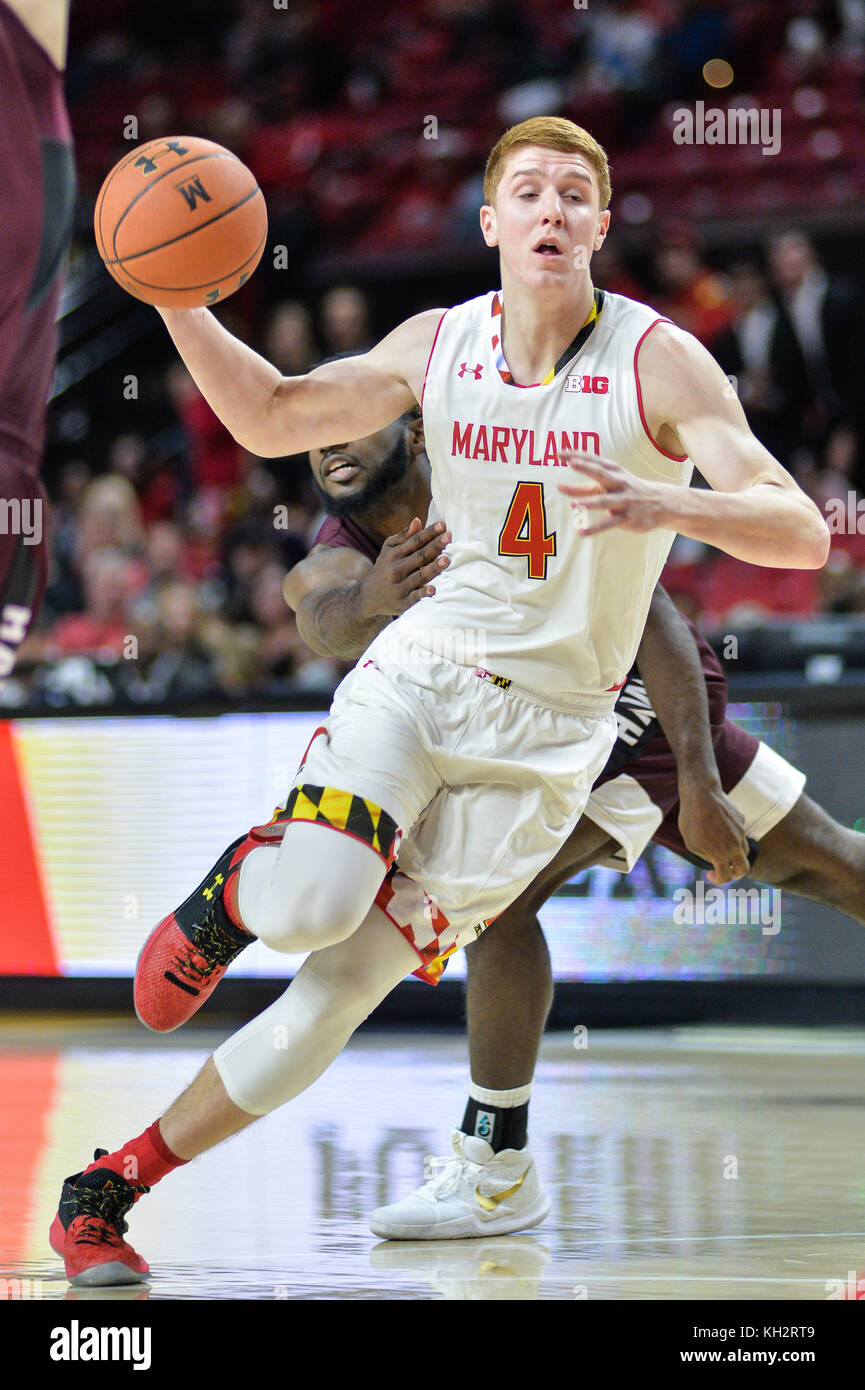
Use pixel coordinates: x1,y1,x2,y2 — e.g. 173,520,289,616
309,422,411,517
480,146,609,289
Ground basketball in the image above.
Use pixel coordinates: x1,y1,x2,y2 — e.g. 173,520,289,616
93,135,267,308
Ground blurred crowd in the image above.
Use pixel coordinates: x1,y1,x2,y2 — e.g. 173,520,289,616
9,0,865,710
65,0,865,253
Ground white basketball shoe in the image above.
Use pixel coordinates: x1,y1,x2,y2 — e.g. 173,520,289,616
368,1130,551,1240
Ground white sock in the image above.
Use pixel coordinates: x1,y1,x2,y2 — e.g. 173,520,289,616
468,1081,533,1108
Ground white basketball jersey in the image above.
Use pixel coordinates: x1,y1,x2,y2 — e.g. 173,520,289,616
389,289,693,701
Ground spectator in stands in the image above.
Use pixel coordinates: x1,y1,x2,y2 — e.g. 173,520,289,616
581,0,660,99
711,261,809,467
166,360,242,502
262,301,319,376
656,0,732,101
65,476,149,615
141,521,190,596
121,581,217,704
107,431,181,525
592,236,649,303
247,559,333,692
47,547,138,660
44,459,92,617
767,230,865,475
653,224,733,348
319,286,373,355
220,516,286,624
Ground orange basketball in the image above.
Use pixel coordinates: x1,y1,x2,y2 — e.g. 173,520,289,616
94,135,268,308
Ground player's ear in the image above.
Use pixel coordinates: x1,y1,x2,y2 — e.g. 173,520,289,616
480,204,498,248
594,209,611,252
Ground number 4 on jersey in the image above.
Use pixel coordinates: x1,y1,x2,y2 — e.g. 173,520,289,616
498,481,556,579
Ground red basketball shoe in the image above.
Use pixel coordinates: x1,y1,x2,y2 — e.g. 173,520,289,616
134,828,272,1032
49,1150,150,1287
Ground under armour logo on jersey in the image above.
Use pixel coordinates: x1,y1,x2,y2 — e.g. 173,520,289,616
458,362,484,380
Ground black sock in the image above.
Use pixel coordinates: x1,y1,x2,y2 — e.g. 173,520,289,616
461,1096,529,1152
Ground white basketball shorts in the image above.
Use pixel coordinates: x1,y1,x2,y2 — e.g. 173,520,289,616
283,639,618,981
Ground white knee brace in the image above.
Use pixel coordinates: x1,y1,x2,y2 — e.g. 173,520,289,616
213,906,419,1115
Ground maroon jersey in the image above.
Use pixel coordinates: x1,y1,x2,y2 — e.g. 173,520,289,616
313,514,381,564
0,3,74,676
0,0,75,472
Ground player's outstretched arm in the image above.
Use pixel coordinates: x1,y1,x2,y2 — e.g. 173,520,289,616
559,323,830,569
157,307,443,459
283,518,450,659
637,586,748,883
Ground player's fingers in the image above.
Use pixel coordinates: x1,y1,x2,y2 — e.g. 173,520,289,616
406,536,451,572
397,520,448,555
392,534,451,582
558,451,622,479
707,838,751,885
413,555,450,587
400,585,437,610
384,517,423,547
571,514,622,537
396,551,449,594
728,835,752,880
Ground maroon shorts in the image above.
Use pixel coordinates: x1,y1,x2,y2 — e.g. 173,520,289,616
644,719,759,856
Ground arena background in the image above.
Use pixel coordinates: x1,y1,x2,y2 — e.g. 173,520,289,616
4,0,865,1025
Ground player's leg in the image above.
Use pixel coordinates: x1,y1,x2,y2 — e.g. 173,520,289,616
738,792,865,924
136,664,437,1031
463,815,618,1095
654,728,863,920
52,905,420,1285
369,816,620,1240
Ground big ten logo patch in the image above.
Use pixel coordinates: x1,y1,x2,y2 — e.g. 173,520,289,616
565,374,609,395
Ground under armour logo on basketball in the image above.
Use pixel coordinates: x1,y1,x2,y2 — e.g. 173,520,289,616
133,140,189,177
458,362,484,380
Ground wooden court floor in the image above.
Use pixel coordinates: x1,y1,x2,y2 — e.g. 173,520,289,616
1,1018,864,1301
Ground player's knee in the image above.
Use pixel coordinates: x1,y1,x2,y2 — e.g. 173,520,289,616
256,877,371,955
300,953,388,1036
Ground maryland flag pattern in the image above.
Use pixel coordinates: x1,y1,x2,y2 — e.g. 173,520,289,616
277,784,402,869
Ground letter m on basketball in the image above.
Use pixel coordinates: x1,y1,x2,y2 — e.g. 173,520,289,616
177,176,212,212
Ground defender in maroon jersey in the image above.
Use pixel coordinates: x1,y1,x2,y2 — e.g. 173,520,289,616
0,0,74,680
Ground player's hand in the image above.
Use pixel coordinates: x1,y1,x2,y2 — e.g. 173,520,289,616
557,451,674,536
677,778,750,885
359,518,451,618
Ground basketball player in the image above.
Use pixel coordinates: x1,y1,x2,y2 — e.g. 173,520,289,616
51,117,829,1284
285,410,865,1237
0,0,75,681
